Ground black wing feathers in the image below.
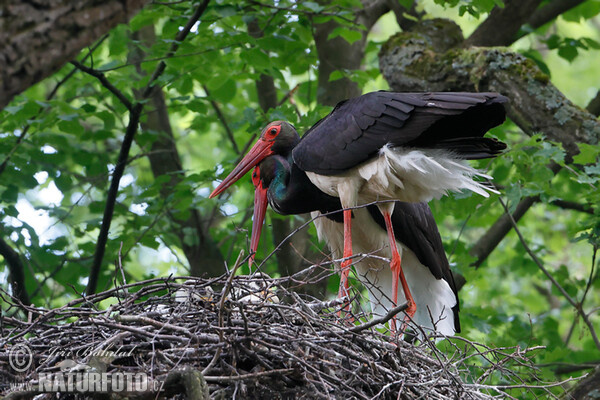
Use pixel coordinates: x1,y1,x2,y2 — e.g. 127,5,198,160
293,91,507,175
367,202,461,333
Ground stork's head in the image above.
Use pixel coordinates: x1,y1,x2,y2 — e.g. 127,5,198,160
209,121,298,266
209,121,299,198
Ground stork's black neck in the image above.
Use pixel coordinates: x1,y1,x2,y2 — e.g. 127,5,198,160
257,155,344,222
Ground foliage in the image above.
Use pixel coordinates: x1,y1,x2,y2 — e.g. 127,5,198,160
1,0,599,397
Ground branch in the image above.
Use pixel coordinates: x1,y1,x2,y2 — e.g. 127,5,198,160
465,0,543,47
587,89,600,117
526,0,586,32
141,0,210,98
550,199,594,215
385,0,423,31
498,197,600,351
358,0,390,30
470,195,538,269
71,60,134,110
87,102,143,295
203,85,239,153
349,302,408,333
380,20,600,157
0,234,31,305
565,367,600,398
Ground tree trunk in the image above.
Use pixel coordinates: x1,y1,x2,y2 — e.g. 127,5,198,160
0,0,150,110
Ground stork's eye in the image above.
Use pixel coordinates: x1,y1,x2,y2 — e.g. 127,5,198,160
266,125,281,137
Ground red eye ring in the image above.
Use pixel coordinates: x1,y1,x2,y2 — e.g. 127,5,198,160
267,125,281,137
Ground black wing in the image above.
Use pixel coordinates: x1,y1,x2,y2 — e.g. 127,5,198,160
293,91,507,175
368,202,461,333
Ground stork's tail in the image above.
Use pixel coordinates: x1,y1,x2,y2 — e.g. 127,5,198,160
423,137,507,160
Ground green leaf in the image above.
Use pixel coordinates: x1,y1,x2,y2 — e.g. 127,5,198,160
398,0,414,9
241,48,271,70
562,0,600,22
327,27,363,45
302,2,324,12
573,143,600,164
557,44,578,62
211,79,237,104
57,120,84,135
328,70,345,82
4,105,23,115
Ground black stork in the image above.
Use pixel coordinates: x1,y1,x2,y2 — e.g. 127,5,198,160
210,91,507,334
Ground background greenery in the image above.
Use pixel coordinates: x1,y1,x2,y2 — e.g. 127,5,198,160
1,0,599,397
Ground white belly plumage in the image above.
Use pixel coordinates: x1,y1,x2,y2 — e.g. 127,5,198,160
311,207,457,336
306,146,496,207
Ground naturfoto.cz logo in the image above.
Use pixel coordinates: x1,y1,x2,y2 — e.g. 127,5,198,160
6,344,161,394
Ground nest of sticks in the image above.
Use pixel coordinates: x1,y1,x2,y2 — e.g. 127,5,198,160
1,266,555,399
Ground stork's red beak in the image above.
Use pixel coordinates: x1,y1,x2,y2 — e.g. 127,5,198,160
209,139,274,198
249,167,268,266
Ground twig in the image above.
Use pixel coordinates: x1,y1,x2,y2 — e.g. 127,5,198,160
141,0,210,98
204,368,294,382
203,85,239,153
203,250,245,375
349,303,408,333
498,196,600,351
71,60,134,110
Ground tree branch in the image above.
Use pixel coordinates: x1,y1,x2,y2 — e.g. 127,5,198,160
380,19,600,158
0,0,150,110
587,89,600,117
203,85,239,153
465,0,543,47
385,0,422,31
71,61,134,110
87,102,143,295
349,302,408,333
526,0,586,32
550,199,594,215
498,197,600,351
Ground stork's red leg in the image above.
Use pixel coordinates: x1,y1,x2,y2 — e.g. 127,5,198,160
382,211,416,333
337,209,353,314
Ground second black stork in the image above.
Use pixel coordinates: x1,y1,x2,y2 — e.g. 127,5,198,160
210,91,508,332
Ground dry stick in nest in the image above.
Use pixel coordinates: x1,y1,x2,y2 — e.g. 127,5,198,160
202,250,245,375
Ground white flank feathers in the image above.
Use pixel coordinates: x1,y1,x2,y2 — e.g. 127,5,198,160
311,209,457,337
306,146,497,206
